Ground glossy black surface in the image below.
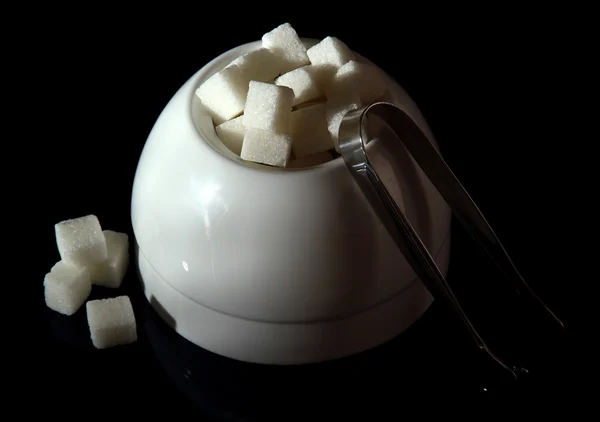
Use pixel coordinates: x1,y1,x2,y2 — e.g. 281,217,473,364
40,224,576,419
34,11,581,420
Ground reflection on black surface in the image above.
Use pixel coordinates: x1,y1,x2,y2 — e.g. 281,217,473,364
139,224,573,420
43,228,573,419
143,297,516,421
45,304,93,349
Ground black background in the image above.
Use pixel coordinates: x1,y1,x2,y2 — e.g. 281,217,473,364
26,7,586,420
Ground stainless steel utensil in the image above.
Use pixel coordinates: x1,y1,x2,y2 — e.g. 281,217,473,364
338,102,564,378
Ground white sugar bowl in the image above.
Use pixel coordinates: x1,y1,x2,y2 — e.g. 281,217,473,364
131,40,451,365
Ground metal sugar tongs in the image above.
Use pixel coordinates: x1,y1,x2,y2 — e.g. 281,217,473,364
338,102,564,379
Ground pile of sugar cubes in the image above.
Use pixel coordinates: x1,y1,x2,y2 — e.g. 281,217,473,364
196,22,388,169
44,214,137,349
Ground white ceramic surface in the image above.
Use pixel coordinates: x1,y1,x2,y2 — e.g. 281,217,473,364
131,40,452,364
137,238,450,364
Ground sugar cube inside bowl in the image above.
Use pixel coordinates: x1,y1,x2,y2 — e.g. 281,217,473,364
307,36,355,90
290,103,333,158
331,60,387,104
241,128,293,168
244,81,294,134
215,116,245,155
261,22,310,75
226,48,281,83
195,65,248,125
194,22,389,169
275,65,323,107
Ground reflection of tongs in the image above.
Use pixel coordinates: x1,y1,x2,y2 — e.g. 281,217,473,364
339,102,564,379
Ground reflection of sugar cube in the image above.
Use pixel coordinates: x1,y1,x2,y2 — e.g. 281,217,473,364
326,94,362,151
44,261,92,316
86,296,137,349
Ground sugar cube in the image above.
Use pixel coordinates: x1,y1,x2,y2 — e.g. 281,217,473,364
326,94,363,151
331,60,387,104
240,128,292,167
90,230,129,288
262,23,310,75
275,66,323,106
243,81,294,134
288,151,334,168
306,36,355,88
195,65,248,125
227,48,281,83
290,103,334,158
215,116,245,155
44,261,92,316
86,296,137,349
55,214,107,267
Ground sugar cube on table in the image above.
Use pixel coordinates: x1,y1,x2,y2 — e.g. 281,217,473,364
288,151,334,168
326,94,363,151
331,60,387,104
240,128,292,167
243,81,294,134
262,23,310,75
44,261,92,316
275,66,323,106
195,65,248,125
86,296,137,349
226,48,281,83
90,230,129,288
215,116,245,155
55,214,107,267
306,36,355,89
290,103,334,158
